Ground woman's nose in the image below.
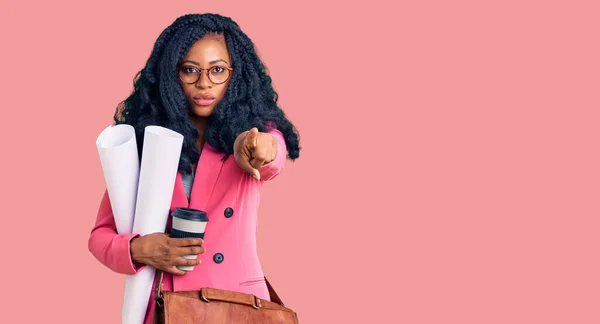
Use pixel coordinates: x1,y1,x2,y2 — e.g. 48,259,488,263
195,72,211,89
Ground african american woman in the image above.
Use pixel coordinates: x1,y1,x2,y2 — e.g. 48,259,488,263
88,13,301,323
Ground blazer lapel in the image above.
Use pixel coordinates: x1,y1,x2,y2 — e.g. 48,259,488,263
189,143,227,211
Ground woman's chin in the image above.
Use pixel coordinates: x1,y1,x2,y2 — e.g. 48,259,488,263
191,105,215,117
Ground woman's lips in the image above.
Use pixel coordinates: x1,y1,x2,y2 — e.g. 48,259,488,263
193,95,215,106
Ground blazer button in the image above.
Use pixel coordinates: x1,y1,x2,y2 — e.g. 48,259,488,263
224,207,234,218
213,253,224,264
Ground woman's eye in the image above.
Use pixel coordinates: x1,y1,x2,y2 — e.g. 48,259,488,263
183,67,197,74
212,66,225,73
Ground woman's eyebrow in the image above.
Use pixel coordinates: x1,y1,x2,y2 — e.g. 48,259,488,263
181,60,200,66
209,59,228,65
180,59,229,66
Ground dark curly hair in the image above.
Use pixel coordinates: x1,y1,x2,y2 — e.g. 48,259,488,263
113,13,301,175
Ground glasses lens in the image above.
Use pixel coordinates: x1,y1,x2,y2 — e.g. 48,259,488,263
209,66,230,84
179,66,199,83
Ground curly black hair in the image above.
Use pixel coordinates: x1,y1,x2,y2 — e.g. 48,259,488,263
113,13,301,175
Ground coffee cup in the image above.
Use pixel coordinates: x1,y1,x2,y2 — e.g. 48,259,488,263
170,207,208,271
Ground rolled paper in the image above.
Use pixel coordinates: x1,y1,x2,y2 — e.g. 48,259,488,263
95,124,139,235
121,126,184,324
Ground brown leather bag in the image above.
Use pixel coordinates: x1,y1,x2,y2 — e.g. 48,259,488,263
153,270,299,323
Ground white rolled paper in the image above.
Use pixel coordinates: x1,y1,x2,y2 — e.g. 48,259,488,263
122,126,184,324
95,124,139,235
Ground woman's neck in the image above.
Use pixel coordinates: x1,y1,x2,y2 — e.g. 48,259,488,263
192,116,209,153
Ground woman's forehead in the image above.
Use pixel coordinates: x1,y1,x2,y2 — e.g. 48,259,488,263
183,35,231,63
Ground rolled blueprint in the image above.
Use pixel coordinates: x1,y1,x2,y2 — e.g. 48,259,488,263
122,126,184,324
95,124,139,235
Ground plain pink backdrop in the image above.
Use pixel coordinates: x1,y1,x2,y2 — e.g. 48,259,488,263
1,0,599,323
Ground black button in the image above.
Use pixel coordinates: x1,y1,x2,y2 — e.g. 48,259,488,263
224,207,234,218
213,253,224,264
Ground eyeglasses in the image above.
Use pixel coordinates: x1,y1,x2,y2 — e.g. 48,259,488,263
177,65,233,85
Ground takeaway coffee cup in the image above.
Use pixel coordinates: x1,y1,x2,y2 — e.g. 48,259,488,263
170,207,209,271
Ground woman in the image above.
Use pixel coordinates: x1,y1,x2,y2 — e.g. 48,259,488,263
88,13,301,323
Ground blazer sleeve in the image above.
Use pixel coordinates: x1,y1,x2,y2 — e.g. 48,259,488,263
87,190,146,274
259,128,288,182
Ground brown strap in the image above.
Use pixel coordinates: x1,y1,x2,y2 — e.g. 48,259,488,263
153,269,164,302
264,276,284,306
153,270,285,306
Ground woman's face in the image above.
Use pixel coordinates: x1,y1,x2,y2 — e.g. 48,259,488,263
178,34,232,118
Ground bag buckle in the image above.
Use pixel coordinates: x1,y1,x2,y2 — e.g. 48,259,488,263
253,296,262,309
200,289,210,303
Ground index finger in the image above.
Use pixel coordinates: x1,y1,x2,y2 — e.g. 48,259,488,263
171,237,203,247
244,127,259,150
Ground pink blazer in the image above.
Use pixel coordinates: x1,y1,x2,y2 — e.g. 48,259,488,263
88,128,287,323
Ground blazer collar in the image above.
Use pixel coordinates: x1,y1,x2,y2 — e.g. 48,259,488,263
173,142,227,211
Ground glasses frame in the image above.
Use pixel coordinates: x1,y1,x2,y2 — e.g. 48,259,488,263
177,64,234,85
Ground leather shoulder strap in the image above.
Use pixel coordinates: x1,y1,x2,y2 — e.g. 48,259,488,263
264,276,284,306
154,270,164,301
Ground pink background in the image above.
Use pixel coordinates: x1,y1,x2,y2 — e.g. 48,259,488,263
1,0,599,323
